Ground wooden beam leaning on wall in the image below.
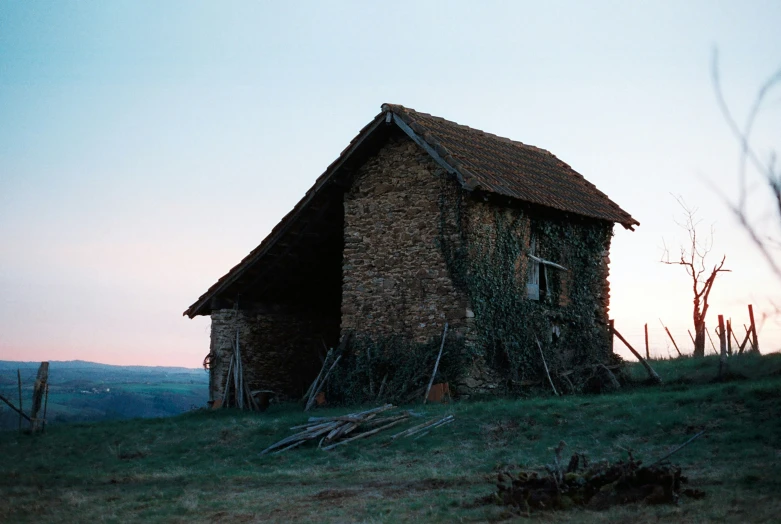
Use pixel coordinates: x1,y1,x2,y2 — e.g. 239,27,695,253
304,333,352,412
423,323,448,404
535,335,559,396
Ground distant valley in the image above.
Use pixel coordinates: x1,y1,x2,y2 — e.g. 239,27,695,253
0,360,208,430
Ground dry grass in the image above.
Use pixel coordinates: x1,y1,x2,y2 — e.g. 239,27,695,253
1,353,781,522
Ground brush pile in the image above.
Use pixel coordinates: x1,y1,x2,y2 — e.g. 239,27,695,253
260,404,454,455
492,444,704,512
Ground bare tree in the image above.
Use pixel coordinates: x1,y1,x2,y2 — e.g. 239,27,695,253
662,196,730,357
712,52,781,281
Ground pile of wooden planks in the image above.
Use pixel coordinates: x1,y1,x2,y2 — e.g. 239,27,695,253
260,404,454,455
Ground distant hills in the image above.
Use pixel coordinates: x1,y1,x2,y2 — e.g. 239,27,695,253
0,360,208,430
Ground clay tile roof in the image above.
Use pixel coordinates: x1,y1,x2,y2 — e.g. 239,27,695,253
382,103,638,229
184,104,638,318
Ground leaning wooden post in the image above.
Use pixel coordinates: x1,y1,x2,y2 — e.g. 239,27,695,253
612,327,662,384
738,325,750,353
705,326,717,355
305,355,341,412
661,323,682,357
423,323,449,404
748,304,759,353
743,325,755,352
0,394,31,423
718,315,728,377
644,323,649,359
608,319,615,353
17,369,23,433
303,349,332,402
221,354,234,407
731,328,743,355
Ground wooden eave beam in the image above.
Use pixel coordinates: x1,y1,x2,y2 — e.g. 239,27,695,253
236,201,341,295
391,113,472,191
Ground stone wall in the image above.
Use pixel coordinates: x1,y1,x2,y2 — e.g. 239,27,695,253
599,243,612,322
209,307,327,401
207,132,615,401
342,133,470,343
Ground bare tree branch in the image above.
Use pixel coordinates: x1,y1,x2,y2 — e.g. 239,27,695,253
661,197,730,357
712,50,781,280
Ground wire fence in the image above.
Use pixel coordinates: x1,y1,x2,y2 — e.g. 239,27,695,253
612,319,781,360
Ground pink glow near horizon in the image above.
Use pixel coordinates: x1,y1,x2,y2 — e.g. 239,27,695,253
1,2,779,367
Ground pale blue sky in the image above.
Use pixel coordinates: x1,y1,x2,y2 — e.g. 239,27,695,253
1,1,780,365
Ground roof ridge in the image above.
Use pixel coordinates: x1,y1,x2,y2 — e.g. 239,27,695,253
383,103,570,164
382,102,637,228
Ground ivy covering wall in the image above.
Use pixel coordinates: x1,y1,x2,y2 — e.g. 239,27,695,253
438,183,617,393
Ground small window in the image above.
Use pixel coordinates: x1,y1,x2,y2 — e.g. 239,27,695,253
527,237,542,300
526,236,566,301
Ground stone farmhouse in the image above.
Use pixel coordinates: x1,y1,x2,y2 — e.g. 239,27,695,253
185,104,638,402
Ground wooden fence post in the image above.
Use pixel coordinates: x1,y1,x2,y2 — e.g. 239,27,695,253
42,383,50,433
17,370,23,433
748,304,759,353
718,315,727,377
30,362,49,433
726,319,732,356
644,323,649,359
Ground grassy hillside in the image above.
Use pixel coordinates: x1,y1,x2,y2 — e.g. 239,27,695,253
1,353,780,523
0,361,208,430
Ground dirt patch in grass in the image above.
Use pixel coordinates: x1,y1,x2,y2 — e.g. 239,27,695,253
482,419,521,446
208,510,257,523
312,488,359,501
709,371,748,384
368,477,469,493
310,477,474,500
117,450,148,460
